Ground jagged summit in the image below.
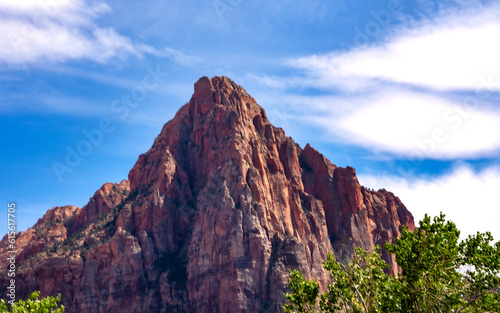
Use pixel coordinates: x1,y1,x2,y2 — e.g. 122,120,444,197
192,76,251,101
0,77,414,313
186,76,256,119
137,75,274,193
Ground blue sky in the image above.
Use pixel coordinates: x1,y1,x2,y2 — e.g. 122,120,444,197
1,0,499,239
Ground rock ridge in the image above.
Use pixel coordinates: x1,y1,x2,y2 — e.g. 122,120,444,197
0,76,414,313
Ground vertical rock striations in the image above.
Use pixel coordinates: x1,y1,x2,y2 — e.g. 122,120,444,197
0,76,414,312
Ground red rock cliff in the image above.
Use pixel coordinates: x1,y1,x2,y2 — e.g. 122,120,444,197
0,76,414,313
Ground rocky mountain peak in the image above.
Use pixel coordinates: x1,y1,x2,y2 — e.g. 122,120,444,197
0,77,414,313
187,76,255,117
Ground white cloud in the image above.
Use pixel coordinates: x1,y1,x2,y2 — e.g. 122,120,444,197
333,91,500,159
358,165,500,240
163,47,202,67
256,3,500,159
0,91,109,116
286,3,500,91
0,0,157,65
261,90,500,159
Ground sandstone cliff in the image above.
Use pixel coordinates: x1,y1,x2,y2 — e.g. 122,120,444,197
0,76,414,312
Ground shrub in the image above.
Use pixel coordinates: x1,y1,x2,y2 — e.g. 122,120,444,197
0,291,65,312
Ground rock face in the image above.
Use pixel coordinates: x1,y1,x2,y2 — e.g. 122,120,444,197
0,77,414,313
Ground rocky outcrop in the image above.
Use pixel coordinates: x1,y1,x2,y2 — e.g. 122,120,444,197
0,205,80,267
74,180,130,227
0,76,414,312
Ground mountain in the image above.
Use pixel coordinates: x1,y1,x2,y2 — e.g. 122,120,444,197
0,76,414,313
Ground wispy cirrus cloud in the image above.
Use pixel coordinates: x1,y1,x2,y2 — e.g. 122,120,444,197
313,91,500,159
251,3,500,160
285,3,500,92
164,47,202,67
0,0,162,66
254,89,500,160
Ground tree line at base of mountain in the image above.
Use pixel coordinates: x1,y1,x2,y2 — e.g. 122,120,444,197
283,213,500,313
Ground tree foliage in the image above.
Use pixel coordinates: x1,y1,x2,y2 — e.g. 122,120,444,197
0,291,65,313
283,213,500,313
386,213,500,313
283,270,320,313
320,246,395,313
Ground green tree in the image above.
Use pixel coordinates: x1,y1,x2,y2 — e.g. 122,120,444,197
283,270,320,313
282,213,500,313
320,246,396,313
385,213,500,313
0,291,65,313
